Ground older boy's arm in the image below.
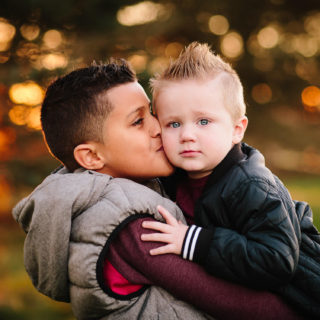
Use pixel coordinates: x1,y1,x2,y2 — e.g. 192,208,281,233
107,217,302,320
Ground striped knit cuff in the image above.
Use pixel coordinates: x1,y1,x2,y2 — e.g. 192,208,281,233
181,225,202,261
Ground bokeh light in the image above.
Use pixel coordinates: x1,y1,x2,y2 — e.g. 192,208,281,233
293,34,318,57
8,105,30,126
8,105,41,130
41,53,68,70
128,53,148,73
9,81,44,106
251,83,272,104
257,25,280,49
148,56,169,74
0,19,16,43
165,42,184,58
301,86,320,111
43,29,63,49
117,1,169,26
20,24,40,41
0,18,16,51
208,15,229,36
220,31,244,58
304,12,320,37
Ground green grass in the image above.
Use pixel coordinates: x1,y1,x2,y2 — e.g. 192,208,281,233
0,224,74,320
282,176,320,230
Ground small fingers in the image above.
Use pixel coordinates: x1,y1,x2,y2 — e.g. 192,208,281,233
142,220,170,233
141,232,171,243
149,244,175,255
157,205,178,226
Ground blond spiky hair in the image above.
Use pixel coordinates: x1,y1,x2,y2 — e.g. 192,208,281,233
150,42,246,121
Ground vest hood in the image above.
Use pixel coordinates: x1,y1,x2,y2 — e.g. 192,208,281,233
12,167,110,302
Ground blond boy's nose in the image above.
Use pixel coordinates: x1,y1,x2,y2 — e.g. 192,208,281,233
179,124,195,142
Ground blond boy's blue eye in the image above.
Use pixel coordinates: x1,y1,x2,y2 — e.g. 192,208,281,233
169,122,180,128
199,119,209,125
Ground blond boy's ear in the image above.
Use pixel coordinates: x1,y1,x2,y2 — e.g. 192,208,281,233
74,143,105,170
232,116,248,144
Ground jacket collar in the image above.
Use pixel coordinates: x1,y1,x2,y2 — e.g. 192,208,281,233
204,143,246,190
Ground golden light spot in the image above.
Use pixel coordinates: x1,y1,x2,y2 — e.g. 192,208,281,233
26,106,41,130
301,86,320,110
0,41,10,52
8,105,30,125
208,15,229,36
220,31,244,59
43,29,63,49
257,26,280,49
304,12,320,37
0,19,16,43
148,56,170,74
9,81,44,106
128,53,148,73
165,42,184,58
251,83,272,104
20,24,40,41
41,53,68,70
117,1,169,26
293,34,318,57
8,105,41,130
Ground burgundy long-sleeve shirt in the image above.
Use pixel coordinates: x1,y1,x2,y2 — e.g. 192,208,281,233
104,217,302,320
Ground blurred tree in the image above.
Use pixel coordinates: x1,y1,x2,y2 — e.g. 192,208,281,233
0,0,319,217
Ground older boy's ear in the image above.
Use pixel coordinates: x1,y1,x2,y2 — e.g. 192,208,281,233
232,116,248,144
74,144,105,170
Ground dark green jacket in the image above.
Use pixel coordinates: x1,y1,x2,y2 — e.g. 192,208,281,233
163,143,320,318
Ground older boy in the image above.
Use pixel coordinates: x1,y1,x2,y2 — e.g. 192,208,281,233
142,42,320,318
13,59,301,320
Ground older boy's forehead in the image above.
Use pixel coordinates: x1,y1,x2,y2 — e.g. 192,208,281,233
106,81,149,108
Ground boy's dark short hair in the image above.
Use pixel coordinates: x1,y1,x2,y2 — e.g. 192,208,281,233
41,59,137,171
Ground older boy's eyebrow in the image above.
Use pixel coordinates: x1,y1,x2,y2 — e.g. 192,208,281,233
126,106,146,118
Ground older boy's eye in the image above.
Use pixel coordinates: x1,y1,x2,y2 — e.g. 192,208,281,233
169,122,180,128
199,119,209,125
133,118,144,126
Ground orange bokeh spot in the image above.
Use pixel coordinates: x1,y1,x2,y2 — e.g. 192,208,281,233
301,86,320,108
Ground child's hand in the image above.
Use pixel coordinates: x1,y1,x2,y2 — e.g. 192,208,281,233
141,205,188,256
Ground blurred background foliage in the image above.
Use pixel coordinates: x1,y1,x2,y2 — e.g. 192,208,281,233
0,0,319,318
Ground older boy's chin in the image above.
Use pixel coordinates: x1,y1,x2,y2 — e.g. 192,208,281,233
156,161,174,177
